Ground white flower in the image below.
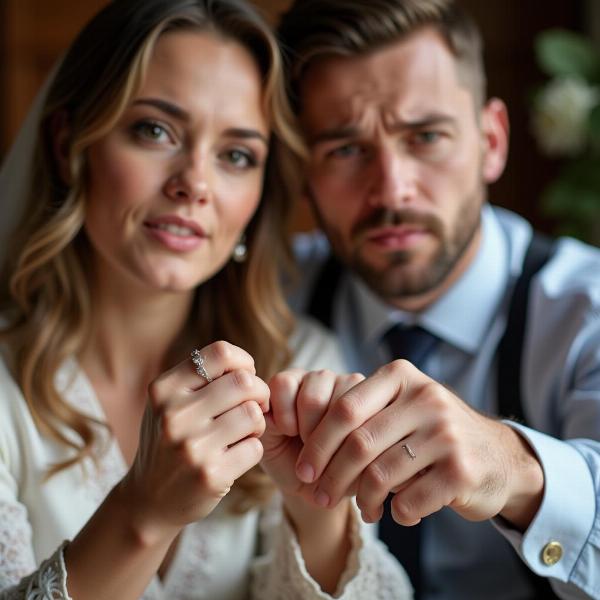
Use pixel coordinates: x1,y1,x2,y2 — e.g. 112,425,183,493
531,76,599,157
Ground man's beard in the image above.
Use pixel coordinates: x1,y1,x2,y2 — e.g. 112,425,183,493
311,194,481,302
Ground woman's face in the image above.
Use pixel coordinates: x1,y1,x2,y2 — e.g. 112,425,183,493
83,30,269,294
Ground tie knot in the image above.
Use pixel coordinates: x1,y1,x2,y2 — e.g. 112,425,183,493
383,324,438,370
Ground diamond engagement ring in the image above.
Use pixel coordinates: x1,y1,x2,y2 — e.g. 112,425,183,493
191,349,212,383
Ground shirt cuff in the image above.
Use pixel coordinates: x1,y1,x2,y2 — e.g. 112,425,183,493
497,422,595,580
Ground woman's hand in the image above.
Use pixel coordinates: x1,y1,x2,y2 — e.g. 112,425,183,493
261,368,365,593
261,368,364,504
120,341,270,543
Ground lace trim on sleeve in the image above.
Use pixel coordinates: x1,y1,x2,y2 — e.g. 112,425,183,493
1,542,71,600
0,502,36,587
251,501,414,599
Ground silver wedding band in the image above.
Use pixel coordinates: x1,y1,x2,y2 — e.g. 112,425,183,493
402,443,416,460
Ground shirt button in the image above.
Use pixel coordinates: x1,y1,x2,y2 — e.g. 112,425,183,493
541,541,563,566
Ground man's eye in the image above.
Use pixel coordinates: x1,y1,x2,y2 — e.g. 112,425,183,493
415,131,441,144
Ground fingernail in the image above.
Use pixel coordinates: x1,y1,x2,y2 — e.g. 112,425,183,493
314,489,330,507
296,461,315,483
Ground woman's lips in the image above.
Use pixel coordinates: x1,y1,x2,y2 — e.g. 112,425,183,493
144,216,207,252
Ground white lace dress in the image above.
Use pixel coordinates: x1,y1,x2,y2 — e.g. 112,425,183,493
0,319,412,600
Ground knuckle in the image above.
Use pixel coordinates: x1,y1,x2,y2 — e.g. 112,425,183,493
243,401,265,428
446,453,473,486
247,437,264,464
415,385,452,423
331,391,363,428
346,427,376,461
161,407,179,443
391,497,414,523
305,438,329,464
316,368,335,380
270,371,295,392
381,358,411,377
211,340,233,362
347,372,366,385
197,463,222,494
434,420,461,451
230,368,254,390
363,460,390,494
147,379,167,409
179,438,198,466
319,468,341,492
299,390,326,412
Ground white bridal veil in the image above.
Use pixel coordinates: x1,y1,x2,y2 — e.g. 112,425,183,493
0,67,57,268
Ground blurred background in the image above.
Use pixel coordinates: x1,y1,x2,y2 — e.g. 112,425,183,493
1,0,599,240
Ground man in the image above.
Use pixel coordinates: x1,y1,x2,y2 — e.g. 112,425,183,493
277,1,600,599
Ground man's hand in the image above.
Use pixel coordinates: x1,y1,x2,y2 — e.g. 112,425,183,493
294,359,545,531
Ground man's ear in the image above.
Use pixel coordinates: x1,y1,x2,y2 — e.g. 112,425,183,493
49,110,72,185
480,98,509,184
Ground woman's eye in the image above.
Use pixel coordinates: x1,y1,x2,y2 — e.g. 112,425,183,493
223,149,256,169
132,121,171,143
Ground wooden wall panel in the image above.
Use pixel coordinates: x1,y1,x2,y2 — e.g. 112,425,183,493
0,0,588,232
0,0,289,155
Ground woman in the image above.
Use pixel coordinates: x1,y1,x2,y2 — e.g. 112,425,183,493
0,0,412,599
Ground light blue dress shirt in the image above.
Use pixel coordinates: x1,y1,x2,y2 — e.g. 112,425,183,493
292,204,600,599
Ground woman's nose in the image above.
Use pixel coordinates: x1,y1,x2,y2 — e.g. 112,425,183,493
164,155,211,205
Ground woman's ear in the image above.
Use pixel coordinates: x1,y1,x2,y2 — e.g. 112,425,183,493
50,110,72,185
480,98,509,184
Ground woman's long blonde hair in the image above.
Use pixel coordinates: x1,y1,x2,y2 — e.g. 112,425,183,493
0,0,305,510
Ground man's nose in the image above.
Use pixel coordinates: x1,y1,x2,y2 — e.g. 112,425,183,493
164,152,211,205
367,147,417,209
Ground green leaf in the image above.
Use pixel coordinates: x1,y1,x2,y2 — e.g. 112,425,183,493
535,29,600,81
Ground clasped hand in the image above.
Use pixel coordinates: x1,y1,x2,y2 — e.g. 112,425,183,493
270,359,544,531
120,347,541,542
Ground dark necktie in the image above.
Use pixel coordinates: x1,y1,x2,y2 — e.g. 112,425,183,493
379,324,439,599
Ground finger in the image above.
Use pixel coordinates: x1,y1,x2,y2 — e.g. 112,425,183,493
212,400,266,446
330,372,366,401
149,341,257,409
355,436,431,522
297,372,365,443
295,360,425,484
268,369,306,437
388,466,451,525
222,437,264,481
296,370,337,443
311,396,417,508
162,370,270,442
192,437,264,500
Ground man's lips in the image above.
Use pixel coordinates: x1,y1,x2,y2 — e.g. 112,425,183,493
363,225,429,249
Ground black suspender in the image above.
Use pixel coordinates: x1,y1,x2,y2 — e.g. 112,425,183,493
497,233,554,422
306,232,558,599
496,233,557,599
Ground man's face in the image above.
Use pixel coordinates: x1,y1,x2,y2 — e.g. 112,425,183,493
299,28,506,309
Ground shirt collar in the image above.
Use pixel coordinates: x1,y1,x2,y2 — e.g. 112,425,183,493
350,205,510,354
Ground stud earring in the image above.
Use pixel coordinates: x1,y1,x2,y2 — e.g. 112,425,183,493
232,234,247,263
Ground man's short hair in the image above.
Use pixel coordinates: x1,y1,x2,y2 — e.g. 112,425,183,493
278,0,486,111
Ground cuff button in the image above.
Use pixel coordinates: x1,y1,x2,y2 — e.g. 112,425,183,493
541,541,563,566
